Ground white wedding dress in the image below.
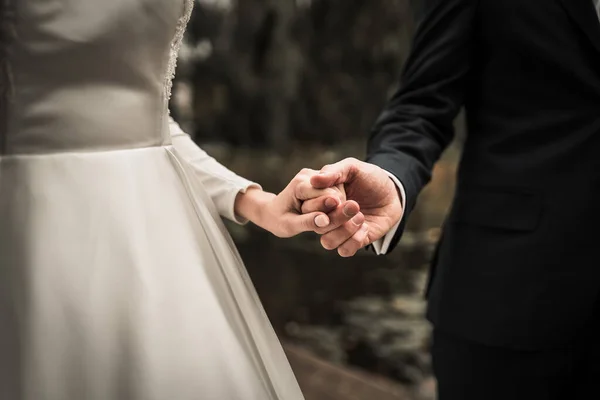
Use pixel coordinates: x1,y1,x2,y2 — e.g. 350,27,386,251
0,1,304,399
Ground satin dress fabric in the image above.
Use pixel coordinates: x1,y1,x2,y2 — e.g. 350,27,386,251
0,1,304,399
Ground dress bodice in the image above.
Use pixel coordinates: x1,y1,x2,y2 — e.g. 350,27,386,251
2,0,193,155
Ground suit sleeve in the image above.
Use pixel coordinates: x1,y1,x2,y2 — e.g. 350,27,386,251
367,0,477,252
168,117,261,224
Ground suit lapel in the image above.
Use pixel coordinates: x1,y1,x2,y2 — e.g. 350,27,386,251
558,0,600,54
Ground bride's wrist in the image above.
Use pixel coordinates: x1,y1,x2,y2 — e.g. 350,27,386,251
234,187,276,228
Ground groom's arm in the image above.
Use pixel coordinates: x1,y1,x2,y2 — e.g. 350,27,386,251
369,0,478,254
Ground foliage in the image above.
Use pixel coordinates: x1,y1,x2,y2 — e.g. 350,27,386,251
177,0,416,150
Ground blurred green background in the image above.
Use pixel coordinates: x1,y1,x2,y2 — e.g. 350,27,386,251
172,1,464,399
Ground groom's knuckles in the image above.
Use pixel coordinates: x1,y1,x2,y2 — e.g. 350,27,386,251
320,236,336,250
320,219,362,250
319,228,342,250
320,229,351,250
327,201,359,226
343,201,360,218
338,224,369,257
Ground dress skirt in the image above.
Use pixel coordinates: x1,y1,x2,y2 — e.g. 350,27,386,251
0,145,304,400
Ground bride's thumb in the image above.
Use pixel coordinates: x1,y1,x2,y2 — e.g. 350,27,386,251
313,213,331,229
297,212,330,233
279,212,330,237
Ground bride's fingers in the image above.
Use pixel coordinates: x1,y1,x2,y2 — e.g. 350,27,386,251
281,212,330,237
301,195,340,214
294,180,341,202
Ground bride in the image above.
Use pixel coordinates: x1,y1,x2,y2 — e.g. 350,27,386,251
0,1,364,399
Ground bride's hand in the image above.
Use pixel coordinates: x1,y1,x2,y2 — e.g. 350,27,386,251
235,169,361,238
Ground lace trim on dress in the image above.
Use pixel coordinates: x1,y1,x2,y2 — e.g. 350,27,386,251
164,0,195,115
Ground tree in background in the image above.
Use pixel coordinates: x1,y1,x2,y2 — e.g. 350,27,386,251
176,0,415,151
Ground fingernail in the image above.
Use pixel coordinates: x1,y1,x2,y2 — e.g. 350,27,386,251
315,215,329,228
351,214,364,226
343,204,357,217
325,197,338,209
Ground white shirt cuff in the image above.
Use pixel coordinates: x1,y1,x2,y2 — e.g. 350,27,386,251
371,172,406,255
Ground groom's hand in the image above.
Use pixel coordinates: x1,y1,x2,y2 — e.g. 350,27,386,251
256,168,362,238
304,158,403,257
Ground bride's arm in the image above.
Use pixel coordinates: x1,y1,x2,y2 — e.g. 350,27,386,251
168,116,261,224
168,117,353,236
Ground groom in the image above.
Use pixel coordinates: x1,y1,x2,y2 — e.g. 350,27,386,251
307,0,600,398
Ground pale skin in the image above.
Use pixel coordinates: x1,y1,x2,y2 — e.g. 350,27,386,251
234,168,363,238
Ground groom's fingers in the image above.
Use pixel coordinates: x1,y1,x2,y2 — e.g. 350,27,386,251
301,195,339,214
337,224,370,257
319,212,364,249
313,200,360,234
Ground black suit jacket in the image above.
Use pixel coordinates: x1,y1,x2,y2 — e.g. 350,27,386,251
367,0,600,349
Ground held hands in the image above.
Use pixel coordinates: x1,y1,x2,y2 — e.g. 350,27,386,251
236,160,402,257
237,168,363,238
305,158,404,257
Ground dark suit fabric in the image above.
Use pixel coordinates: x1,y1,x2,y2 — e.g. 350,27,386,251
368,0,600,352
